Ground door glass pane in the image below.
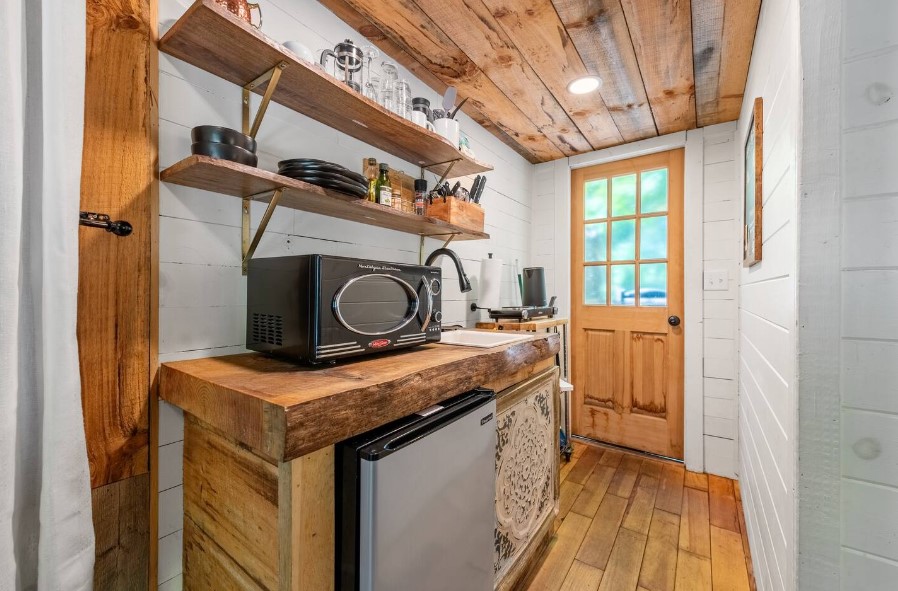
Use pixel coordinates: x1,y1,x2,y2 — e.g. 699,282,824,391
584,266,607,305
585,222,607,262
610,265,635,306
585,179,608,219
640,216,668,260
611,174,637,216
611,219,636,261
639,263,668,306
640,168,668,213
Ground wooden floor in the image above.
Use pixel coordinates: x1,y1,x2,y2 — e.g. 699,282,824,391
524,442,756,591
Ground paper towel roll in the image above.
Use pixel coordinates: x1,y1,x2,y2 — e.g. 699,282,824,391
479,256,503,310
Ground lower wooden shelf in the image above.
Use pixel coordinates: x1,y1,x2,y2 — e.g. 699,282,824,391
160,155,490,241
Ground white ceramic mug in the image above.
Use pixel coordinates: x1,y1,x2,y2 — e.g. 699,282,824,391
411,111,435,132
434,118,460,147
283,40,314,63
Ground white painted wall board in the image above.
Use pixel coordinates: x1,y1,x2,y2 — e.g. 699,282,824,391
841,548,898,591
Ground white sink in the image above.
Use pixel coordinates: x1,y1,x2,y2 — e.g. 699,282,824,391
437,330,531,348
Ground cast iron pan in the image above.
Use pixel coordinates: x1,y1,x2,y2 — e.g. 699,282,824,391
278,166,368,186
293,176,368,197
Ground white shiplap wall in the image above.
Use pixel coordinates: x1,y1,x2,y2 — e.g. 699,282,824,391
154,0,534,587
840,0,898,587
735,0,800,588
531,124,742,478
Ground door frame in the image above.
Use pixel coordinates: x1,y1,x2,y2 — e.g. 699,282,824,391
549,129,706,472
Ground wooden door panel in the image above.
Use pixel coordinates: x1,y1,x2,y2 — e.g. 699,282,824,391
630,331,668,416
583,329,617,408
571,149,684,459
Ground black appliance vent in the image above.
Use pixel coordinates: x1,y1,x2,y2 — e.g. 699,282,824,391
252,313,283,346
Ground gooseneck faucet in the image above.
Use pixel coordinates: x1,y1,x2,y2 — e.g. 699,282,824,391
424,248,472,293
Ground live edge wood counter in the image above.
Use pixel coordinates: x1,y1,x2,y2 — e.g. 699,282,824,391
160,332,559,464
161,333,559,590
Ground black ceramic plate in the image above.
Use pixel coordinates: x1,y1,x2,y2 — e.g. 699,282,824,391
292,175,368,198
192,142,258,167
277,158,333,168
191,126,257,153
279,169,368,189
278,167,368,187
278,163,368,185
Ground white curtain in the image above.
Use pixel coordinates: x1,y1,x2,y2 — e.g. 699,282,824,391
0,0,95,589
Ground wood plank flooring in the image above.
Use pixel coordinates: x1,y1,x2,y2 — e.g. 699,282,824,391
525,442,755,591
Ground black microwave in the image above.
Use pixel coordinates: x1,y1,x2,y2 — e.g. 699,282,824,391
246,255,442,363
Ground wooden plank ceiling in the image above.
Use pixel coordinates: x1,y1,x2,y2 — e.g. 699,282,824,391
317,0,761,163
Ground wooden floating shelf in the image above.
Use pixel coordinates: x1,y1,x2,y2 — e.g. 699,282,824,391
159,0,493,178
161,155,491,241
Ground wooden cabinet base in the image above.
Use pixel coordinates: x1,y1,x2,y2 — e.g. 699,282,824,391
182,417,334,590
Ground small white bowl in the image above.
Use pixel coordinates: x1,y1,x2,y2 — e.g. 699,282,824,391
283,40,315,63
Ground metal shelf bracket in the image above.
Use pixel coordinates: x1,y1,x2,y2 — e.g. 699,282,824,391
242,188,285,275
242,61,288,138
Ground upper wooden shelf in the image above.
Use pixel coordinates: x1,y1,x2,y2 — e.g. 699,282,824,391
159,0,493,178
161,155,490,241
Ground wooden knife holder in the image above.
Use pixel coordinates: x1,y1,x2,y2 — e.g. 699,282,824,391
426,198,485,233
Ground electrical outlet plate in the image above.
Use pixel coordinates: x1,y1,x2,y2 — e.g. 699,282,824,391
704,269,729,291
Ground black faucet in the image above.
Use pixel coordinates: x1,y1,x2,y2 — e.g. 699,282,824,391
424,248,472,293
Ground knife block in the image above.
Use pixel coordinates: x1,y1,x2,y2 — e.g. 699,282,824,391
426,198,485,233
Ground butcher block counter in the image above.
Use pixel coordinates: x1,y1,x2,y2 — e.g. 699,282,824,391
159,331,560,590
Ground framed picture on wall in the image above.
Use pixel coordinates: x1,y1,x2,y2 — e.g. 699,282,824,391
743,97,763,266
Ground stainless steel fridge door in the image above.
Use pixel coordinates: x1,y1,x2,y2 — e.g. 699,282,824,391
358,399,497,591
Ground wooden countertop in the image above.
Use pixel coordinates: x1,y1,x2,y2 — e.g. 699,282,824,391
160,332,559,463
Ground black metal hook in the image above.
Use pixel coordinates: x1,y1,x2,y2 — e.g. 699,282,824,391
79,211,132,237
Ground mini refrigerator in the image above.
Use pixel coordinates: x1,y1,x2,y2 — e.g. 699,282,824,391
337,388,497,591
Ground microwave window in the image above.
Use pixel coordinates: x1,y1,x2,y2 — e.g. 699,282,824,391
335,275,417,335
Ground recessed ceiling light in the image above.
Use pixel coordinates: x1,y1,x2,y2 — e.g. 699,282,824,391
567,76,602,95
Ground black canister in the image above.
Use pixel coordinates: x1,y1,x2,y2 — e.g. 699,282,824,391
522,267,547,307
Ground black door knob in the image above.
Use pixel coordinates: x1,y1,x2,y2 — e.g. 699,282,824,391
668,315,681,327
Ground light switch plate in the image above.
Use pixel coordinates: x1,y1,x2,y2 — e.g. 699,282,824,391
704,269,729,291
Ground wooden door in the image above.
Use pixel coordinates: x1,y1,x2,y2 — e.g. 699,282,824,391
571,149,684,458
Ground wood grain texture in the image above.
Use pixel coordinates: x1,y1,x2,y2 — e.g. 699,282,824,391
531,443,755,591
566,447,603,486
559,560,603,591
710,525,751,591
161,156,490,241
184,417,280,589
638,509,680,591
91,474,150,591
410,0,593,156
425,197,485,234
744,97,764,266
527,512,592,591
576,494,628,569
674,550,711,591
620,0,696,134
655,464,686,515
316,0,753,160
551,0,657,142
596,527,648,591
81,0,155,488
161,332,559,462
279,447,335,591
679,487,711,557
708,474,739,532
684,470,708,491
608,455,643,498
479,0,624,150
570,465,616,517
160,0,502,171
571,150,685,458
317,0,562,163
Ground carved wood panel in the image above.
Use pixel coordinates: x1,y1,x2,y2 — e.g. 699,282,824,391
494,367,560,585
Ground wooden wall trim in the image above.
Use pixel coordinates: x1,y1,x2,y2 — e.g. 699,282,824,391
80,0,158,588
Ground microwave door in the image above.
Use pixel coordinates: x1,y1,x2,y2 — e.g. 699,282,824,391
332,273,420,337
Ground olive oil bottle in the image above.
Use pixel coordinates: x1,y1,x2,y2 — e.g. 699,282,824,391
364,158,378,202
375,163,392,207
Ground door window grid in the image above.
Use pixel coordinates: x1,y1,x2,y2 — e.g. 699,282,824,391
583,168,669,307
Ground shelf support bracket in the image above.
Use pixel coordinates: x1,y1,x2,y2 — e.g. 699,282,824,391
431,159,459,189
242,188,285,275
242,61,288,139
